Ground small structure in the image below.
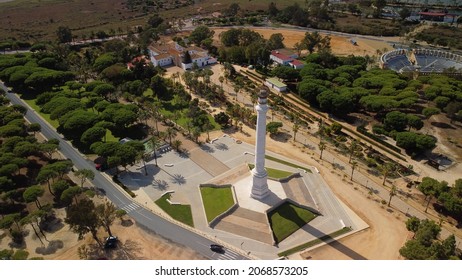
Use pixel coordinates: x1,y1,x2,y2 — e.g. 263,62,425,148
419,11,457,22
269,49,298,66
265,77,287,92
289,59,305,70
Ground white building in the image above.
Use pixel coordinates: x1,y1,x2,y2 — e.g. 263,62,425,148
148,42,216,70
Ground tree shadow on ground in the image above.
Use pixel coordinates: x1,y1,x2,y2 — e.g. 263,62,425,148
270,132,290,143
332,163,345,170
121,219,134,227
176,149,190,158
152,179,169,191
214,142,228,151
430,122,455,129
170,174,186,185
41,216,64,233
35,240,64,255
200,145,215,153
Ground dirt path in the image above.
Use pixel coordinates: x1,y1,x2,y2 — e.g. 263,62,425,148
1,198,205,260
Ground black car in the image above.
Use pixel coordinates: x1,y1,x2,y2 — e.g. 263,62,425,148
210,244,224,253
104,236,118,249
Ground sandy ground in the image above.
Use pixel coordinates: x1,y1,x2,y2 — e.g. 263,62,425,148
211,27,394,57
206,126,409,260
0,199,205,260
0,195,204,260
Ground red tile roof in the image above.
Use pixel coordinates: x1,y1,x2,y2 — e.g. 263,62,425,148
291,59,304,66
271,50,293,62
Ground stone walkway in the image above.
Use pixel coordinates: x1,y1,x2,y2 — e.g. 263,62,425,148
188,146,230,177
214,207,273,244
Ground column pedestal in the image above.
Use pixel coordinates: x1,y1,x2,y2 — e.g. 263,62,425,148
250,168,269,199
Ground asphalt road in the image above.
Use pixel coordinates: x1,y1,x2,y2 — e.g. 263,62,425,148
1,82,248,260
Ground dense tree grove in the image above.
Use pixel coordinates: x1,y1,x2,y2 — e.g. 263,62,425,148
415,177,462,222
400,218,460,260
292,51,462,154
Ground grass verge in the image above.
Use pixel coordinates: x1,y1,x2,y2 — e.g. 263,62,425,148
200,185,234,223
155,193,194,227
265,155,312,173
112,176,136,198
23,99,59,128
278,227,352,257
268,202,317,243
248,164,293,179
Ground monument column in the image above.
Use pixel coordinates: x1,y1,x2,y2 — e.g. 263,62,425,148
251,86,270,199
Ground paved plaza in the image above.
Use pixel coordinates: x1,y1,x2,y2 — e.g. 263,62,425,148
118,135,368,259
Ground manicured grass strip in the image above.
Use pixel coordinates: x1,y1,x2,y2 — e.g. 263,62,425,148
278,227,352,257
268,202,317,243
155,193,194,227
265,155,312,173
248,164,293,179
23,99,59,128
200,185,234,223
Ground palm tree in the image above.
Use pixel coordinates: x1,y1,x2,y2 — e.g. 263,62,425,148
192,127,201,143
388,185,397,207
318,141,326,160
172,139,182,152
293,122,300,142
350,160,358,180
149,136,159,167
204,122,214,142
381,163,395,186
349,140,359,163
166,127,177,145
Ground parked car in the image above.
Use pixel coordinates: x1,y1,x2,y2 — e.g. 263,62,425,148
104,236,118,249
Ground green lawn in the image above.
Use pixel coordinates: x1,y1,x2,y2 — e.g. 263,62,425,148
278,227,352,257
155,193,194,227
248,164,293,179
23,99,59,128
268,202,317,243
104,128,119,143
265,155,312,173
200,185,234,223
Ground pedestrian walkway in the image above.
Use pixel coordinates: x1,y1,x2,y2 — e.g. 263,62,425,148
121,202,142,213
216,249,242,260
188,146,230,177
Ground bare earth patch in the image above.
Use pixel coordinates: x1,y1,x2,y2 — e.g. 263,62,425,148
211,27,394,57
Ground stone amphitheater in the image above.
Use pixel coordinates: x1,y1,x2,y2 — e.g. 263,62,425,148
381,48,462,74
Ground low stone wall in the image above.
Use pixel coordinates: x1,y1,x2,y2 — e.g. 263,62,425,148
273,172,301,183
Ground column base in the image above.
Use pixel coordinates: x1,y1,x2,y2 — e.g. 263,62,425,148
250,168,269,200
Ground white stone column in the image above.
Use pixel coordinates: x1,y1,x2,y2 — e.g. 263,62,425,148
251,86,270,199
